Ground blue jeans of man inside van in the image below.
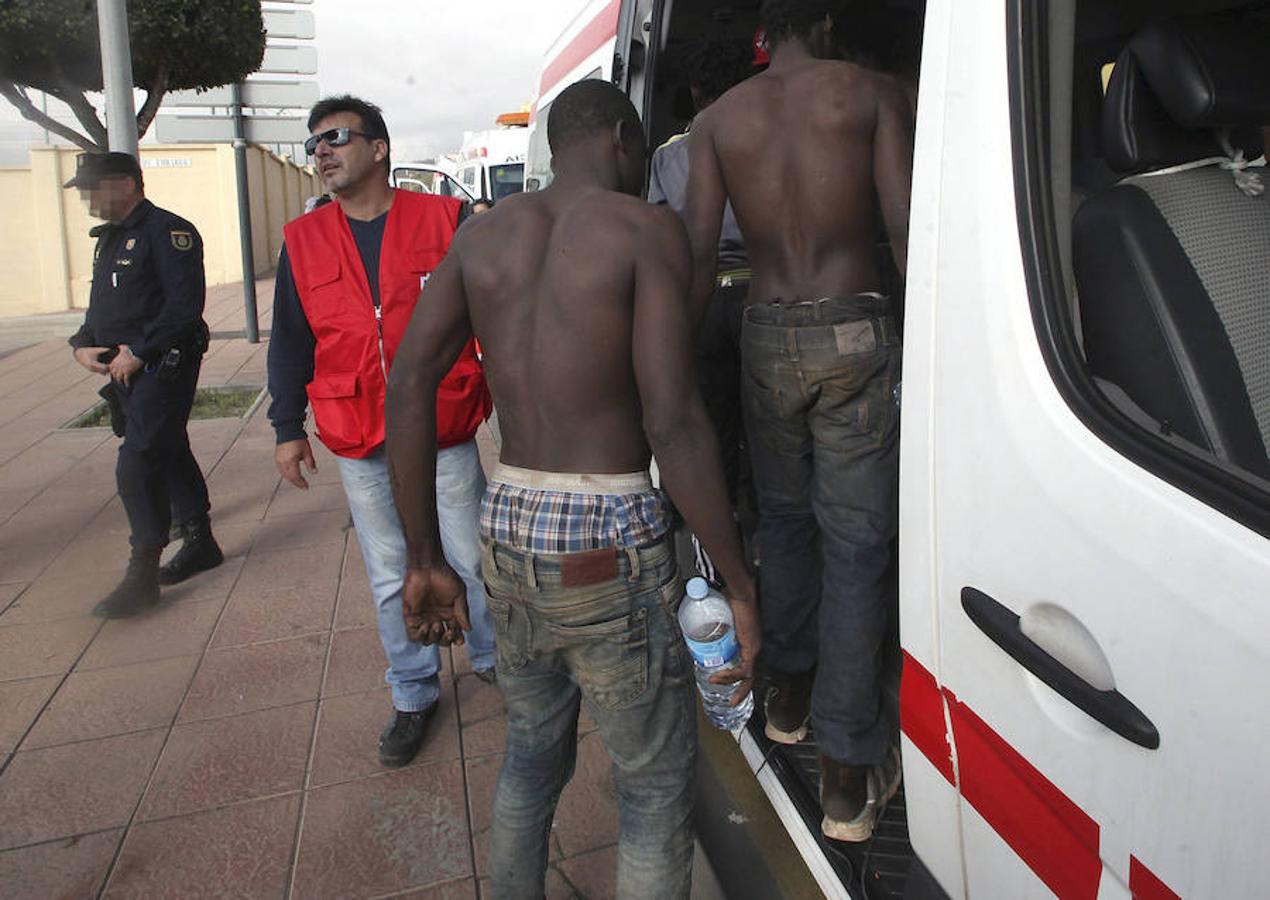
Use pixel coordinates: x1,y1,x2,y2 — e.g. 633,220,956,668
480,536,696,900
336,441,496,712
740,295,901,765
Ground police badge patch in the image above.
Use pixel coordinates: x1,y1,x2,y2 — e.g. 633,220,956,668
170,231,193,251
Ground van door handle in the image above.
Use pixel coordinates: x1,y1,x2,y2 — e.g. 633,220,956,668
961,587,1160,750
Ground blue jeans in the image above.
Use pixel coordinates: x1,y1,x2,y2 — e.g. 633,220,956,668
480,536,696,900
337,441,496,712
740,296,901,765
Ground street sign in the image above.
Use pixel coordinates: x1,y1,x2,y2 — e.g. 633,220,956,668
259,45,318,75
263,9,316,40
154,114,306,144
166,81,319,109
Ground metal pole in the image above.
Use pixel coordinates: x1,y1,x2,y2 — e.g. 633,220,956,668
96,0,138,155
231,82,260,343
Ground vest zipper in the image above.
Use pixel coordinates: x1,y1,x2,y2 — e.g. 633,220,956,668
373,302,388,382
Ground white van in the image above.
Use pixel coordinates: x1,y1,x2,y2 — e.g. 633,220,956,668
556,1,1270,898
454,116,529,203
390,160,474,203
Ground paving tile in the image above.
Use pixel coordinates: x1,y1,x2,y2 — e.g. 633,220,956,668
552,731,620,858
0,618,99,681
77,599,221,671
0,569,109,625
292,761,472,899
310,686,461,788
0,729,166,849
250,508,350,554
0,581,24,615
210,584,337,649
198,519,263,559
0,499,101,550
178,633,327,722
0,828,123,900
23,655,199,750
0,542,61,584
324,625,388,697
105,794,300,899
44,534,135,577
138,702,315,821
456,674,506,759
384,877,478,900
159,554,246,606
264,481,349,520
555,845,619,900
234,543,345,599
0,676,60,753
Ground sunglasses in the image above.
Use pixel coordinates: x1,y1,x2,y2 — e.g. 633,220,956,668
304,127,379,156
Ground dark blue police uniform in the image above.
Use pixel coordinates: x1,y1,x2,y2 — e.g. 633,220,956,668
68,199,211,548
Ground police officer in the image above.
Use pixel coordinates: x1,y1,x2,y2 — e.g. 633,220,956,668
65,152,223,618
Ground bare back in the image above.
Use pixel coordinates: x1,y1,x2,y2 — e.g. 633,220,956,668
451,187,690,474
690,56,914,304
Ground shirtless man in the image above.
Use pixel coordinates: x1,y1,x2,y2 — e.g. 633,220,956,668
384,79,757,900
685,0,914,843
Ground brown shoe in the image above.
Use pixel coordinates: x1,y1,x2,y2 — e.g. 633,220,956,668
763,668,813,744
820,745,903,842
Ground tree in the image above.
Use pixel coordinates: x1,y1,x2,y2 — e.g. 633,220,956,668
0,0,266,151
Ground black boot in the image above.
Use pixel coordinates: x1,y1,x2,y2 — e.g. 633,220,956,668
94,545,162,619
159,518,224,585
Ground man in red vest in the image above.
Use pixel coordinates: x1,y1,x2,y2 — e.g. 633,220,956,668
267,95,495,767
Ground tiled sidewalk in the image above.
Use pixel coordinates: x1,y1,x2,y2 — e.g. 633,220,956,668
0,280,676,899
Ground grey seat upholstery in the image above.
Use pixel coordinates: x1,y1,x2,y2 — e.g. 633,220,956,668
1073,15,1270,479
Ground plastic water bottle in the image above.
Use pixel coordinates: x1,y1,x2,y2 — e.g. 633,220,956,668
679,577,754,730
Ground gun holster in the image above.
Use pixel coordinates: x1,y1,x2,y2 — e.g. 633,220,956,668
98,382,127,437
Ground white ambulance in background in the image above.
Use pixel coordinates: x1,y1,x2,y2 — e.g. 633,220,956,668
454,112,530,203
528,0,1270,898
524,0,624,192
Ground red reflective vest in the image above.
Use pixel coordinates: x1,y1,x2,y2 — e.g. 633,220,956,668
283,190,490,458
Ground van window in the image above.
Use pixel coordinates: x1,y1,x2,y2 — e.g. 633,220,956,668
1016,1,1270,533
489,163,524,202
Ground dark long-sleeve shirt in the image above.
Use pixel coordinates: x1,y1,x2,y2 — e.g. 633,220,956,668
265,245,317,444
68,199,207,363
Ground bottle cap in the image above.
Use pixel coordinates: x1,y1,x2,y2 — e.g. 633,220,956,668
686,577,709,600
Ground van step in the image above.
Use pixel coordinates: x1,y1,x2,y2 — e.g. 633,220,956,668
744,709,914,900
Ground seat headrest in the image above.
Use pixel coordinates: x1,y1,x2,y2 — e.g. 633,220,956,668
1102,15,1267,174
1131,16,1270,128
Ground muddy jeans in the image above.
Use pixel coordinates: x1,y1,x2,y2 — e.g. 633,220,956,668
480,536,696,900
740,295,901,765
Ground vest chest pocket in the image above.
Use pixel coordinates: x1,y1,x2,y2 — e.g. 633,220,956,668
407,248,446,290
306,372,362,452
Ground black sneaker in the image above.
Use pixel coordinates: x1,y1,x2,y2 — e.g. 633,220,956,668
378,704,437,768
820,745,903,842
764,668,813,744
94,545,162,619
159,520,224,585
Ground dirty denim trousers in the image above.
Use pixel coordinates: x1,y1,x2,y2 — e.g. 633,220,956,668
481,536,696,900
740,296,900,765
336,441,496,712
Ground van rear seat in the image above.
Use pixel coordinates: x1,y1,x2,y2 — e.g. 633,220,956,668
1072,15,1270,479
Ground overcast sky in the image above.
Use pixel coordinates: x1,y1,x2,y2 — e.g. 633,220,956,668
313,0,585,160
0,0,587,164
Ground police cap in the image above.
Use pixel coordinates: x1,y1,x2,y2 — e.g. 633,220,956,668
63,152,142,189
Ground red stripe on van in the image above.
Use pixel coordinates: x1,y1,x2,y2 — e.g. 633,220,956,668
948,695,1102,900
538,0,621,99
1129,856,1180,899
899,652,955,784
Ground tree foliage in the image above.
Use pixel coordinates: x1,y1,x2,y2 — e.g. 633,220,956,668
0,0,266,150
